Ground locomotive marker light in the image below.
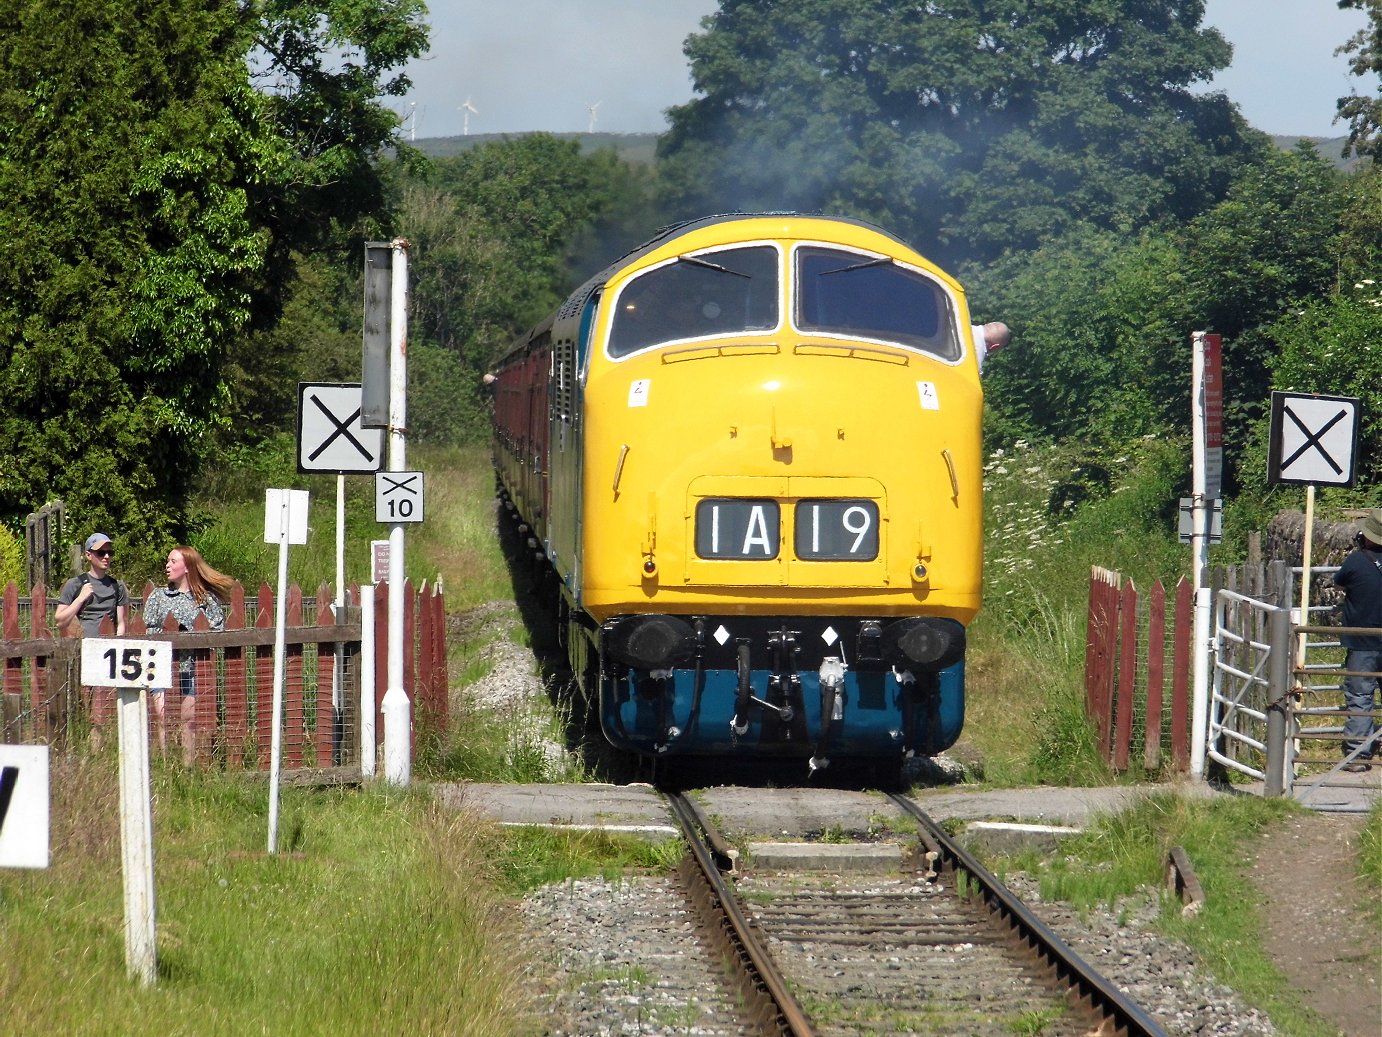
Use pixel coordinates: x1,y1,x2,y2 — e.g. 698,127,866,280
81,637,172,986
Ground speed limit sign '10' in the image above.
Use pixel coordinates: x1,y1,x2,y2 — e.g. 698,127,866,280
375,471,425,523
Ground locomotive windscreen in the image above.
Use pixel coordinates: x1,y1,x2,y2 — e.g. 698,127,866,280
608,245,779,358
796,247,960,360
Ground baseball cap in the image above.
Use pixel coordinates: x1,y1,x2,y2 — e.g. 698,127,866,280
84,533,113,552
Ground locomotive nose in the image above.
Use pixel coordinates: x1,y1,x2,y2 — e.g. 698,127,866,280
880,617,966,672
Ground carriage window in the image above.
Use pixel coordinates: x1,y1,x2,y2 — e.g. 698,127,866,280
608,246,779,358
796,247,959,359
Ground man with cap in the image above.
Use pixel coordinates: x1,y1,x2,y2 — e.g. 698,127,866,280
1332,511,1382,771
55,532,130,637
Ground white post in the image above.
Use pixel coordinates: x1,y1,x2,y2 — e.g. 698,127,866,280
116,686,157,986
1297,484,1316,669
360,584,377,778
333,474,345,763
1189,513,1213,778
267,508,291,854
1188,331,1222,778
263,487,309,853
383,237,411,786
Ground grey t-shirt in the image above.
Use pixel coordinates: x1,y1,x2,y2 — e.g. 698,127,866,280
58,574,130,636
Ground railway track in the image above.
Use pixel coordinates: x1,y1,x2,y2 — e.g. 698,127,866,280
666,790,1168,1037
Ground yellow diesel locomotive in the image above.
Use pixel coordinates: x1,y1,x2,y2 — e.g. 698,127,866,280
492,213,985,779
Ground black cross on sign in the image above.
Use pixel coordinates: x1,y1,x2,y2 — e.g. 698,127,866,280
1268,391,1361,488
1281,404,1345,476
308,393,374,463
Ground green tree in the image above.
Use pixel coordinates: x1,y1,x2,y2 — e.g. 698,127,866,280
1269,285,1382,490
1337,0,1382,159
393,136,665,444
0,0,425,569
976,145,1348,464
658,0,1266,266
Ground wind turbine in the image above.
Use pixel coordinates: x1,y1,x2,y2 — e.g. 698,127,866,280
408,102,416,142
586,101,601,134
460,98,478,136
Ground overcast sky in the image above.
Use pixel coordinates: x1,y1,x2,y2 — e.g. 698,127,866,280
395,1,1372,141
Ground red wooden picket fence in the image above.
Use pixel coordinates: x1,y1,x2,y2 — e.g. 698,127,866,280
0,579,447,772
1084,567,1193,774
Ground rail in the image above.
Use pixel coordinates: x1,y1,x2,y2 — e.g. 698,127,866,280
665,790,816,1037
887,793,1168,1037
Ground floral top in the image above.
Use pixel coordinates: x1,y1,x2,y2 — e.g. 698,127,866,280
142,588,225,674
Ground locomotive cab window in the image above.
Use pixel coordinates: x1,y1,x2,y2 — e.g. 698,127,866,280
796,247,960,360
608,245,779,358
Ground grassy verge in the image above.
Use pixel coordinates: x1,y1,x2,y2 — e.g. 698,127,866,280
1,753,534,1036
984,792,1380,1037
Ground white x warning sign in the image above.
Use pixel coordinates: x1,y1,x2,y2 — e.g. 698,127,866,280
298,383,385,474
1268,391,1361,487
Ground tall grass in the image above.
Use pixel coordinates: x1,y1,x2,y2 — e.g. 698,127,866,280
1,753,535,1036
966,436,1191,784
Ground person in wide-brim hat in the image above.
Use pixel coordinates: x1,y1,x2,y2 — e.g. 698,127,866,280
1334,509,1382,771
1359,510,1382,546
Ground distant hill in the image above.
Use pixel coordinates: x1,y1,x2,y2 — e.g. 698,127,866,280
409,131,658,164
408,130,1365,173
1271,134,1363,171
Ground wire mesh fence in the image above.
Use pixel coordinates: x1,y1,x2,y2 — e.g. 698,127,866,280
0,579,448,773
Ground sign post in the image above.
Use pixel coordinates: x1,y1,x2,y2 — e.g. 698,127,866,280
297,382,384,767
81,638,171,986
263,489,310,853
363,239,413,787
0,744,49,870
1189,332,1223,778
1266,390,1361,787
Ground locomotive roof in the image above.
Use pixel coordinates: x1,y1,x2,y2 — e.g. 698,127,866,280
502,212,929,365
554,212,916,322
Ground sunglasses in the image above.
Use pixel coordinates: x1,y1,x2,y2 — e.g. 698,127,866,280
91,548,114,558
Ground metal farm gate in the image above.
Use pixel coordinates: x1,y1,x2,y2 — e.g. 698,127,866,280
1208,561,1379,812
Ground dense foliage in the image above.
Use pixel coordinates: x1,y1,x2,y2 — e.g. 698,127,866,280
656,0,1267,267
8,0,1382,580
975,144,1350,476
0,0,425,569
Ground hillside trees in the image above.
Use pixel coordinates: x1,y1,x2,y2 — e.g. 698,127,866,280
0,0,425,563
657,0,1267,266
397,136,663,443
1337,0,1382,159
975,145,1349,479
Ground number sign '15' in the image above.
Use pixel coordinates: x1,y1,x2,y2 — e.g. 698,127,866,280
80,639,174,691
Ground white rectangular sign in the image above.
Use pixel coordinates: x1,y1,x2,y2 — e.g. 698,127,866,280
297,382,384,473
81,638,174,690
376,471,425,523
264,488,310,544
0,745,49,869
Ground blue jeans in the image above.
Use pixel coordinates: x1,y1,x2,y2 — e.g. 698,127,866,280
1341,649,1381,759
